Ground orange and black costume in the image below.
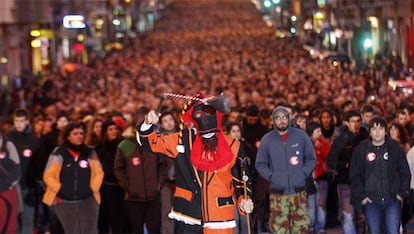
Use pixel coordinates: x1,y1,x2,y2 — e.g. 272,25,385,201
139,97,251,234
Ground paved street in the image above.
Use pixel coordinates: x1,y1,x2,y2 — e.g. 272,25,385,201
326,219,414,233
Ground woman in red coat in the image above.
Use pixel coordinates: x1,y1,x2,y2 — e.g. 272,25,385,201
306,121,331,234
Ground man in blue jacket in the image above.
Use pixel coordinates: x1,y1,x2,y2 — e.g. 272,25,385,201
255,105,316,233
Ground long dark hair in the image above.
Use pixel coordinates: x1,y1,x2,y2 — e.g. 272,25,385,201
389,121,409,145
225,122,242,136
319,109,335,138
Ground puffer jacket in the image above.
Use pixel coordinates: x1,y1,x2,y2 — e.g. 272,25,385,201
42,145,104,206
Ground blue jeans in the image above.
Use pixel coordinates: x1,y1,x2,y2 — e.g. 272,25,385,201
364,197,401,234
307,193,317,232
308,180,328,233
316,180,328,233
18,187,35,234
337,184,355,234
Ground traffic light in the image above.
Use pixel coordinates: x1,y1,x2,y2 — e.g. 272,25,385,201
363,38,372,50
264,0,280,8
263,0,282,12
354,25,372,53
290,16,297,34
263,0,272,8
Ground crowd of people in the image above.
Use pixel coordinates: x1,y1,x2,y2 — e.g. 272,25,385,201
1,0,414,233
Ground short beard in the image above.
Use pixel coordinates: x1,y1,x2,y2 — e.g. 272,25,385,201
276,125,288,132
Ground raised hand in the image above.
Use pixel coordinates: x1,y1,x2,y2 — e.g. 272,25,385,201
240,198,254,214
145,110,160,124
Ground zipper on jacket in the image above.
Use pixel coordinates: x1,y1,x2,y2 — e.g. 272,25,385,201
74,157,78,200
284,141,291,194
284,141,292,233
142,156,147,200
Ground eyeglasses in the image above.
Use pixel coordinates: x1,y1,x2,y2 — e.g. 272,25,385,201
274,115,288,121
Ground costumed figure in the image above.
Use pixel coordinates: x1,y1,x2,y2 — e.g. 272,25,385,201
139,93,254,234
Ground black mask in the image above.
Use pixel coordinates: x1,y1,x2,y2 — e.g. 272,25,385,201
191,104,219,135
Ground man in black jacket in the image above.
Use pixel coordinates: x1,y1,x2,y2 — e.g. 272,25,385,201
327,110,369,234
7,109,39,233
350,117,411,233
242,104,269,233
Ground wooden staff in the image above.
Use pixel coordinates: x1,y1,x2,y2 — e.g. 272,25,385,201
242,170,251,234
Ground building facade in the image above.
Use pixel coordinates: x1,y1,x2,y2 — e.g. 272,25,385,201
0,0,165,115
306,0,414,70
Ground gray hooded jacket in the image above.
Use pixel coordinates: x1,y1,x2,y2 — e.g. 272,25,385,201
255,106,316,195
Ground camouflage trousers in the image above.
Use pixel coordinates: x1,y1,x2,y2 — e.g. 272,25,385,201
269,191,310,234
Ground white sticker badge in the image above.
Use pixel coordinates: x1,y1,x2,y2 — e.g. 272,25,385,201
132,157,141,166
23,149,32,158
366,152,376,162
79,160,89,168
290,156,299,166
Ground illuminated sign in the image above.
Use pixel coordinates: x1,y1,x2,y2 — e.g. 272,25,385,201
63,15,86,29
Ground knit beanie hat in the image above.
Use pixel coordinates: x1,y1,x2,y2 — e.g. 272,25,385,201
271,106,290,127
101,120,117,137
112,116,126,132
246,105,259,117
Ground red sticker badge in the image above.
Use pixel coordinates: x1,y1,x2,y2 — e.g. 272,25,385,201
0,152,6,159
132,157,141,166
23,149,32,158
290,156,299,166
79,160,89,168
366,152,376,162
